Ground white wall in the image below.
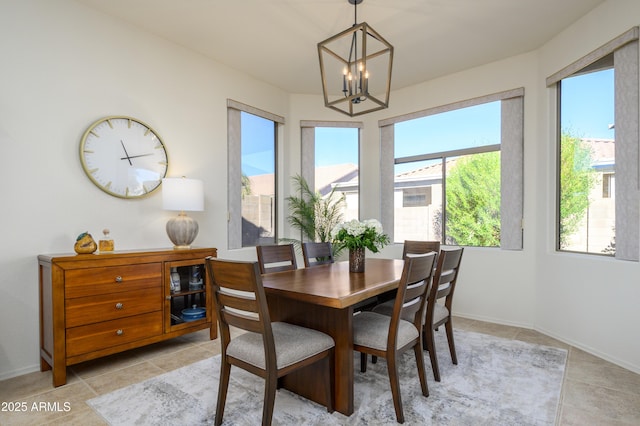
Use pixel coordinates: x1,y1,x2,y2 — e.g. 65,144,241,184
1,0,638,381
534,0,640,372
0,0,289,379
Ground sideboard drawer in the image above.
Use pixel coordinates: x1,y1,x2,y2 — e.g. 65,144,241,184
66,311,163,357
65,287,162,328
65,263,161,299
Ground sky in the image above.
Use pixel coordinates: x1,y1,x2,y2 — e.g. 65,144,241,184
560,68,615,140
241,68,614,177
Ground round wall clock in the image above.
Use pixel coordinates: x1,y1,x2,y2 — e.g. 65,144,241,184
79,116,169,198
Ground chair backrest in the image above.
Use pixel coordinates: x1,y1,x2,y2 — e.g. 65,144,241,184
426,247,464,324
389,252,437,341
402,240,441,259
302,242,334,267
256,244,298,274
205,257,276,366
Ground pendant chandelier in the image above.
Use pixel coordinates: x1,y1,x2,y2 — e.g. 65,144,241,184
317,0,394,117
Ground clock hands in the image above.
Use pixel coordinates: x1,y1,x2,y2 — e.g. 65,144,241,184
120,140,154,163
120,140,133,165
120,153,154,160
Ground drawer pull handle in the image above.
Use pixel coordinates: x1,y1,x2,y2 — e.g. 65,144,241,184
115,276,123,283
115,303,124,310
116,329,124,336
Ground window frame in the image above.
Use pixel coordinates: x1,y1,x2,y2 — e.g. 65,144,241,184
300,120,363,222
547,27,639,261
379,88,525,249
227,99,285,249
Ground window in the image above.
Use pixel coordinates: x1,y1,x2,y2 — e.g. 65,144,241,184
558,65,615,254
548,27,639,260
300,121,362,237
393,102,501,246
314,127,359,221
227,100,284,249
380,89,524,249
240,112,276,247
402,187,431,208
602,173,614,199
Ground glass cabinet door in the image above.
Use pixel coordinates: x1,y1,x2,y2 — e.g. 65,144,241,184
164,259,210,332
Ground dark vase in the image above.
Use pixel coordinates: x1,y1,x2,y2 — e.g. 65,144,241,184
349,247,365,273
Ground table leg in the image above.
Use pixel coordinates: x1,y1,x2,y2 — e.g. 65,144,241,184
266,295,355,416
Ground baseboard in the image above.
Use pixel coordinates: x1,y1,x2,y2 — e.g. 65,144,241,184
453,312,534,329
535,325,640,375
454,312,640,375
0,363,42,382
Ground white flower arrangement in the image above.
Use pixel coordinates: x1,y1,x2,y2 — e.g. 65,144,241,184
331,219,390,253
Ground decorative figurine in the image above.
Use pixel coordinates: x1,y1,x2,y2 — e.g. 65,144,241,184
74,231,97,254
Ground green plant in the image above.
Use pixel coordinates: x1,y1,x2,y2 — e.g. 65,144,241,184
285,174,346,248
331,219,390,253
559,132,597,248
445,151,501,246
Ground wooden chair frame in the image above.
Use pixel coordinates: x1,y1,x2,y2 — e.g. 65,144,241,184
206,257,334,426
256,244,298,274
402,240,441,259
423,247,464,382
354,252,436,423
302,241,334,267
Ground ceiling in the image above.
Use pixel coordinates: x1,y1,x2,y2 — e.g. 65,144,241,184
75,0,604,95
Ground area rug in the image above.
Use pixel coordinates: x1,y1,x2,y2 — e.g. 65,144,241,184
88,329,567,425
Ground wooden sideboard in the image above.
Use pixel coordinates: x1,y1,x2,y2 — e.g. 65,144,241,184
38,247,217,387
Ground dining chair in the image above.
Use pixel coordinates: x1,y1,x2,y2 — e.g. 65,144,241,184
377,240,441,305
402,240,441,259
302,241,334,267
422,246,464,382
205,257,335,426
256,243,298,274
352,252,436,424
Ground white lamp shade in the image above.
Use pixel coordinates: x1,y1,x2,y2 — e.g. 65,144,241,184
162,178,204,211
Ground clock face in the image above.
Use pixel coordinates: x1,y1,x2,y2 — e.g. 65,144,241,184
80,116,169,198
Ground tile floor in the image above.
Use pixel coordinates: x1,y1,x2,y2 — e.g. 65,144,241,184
1,318,638,425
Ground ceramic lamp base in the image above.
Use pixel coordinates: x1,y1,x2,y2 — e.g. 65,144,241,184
166,211,199,249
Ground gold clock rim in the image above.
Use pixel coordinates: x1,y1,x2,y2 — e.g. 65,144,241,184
79,115,169,199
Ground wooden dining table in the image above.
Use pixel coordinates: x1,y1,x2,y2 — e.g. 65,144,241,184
261,257,405,416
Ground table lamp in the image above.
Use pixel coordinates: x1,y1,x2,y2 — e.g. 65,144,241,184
162,177,204,249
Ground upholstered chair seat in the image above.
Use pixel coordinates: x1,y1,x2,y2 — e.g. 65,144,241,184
227,322,335,370
353,312,419,351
